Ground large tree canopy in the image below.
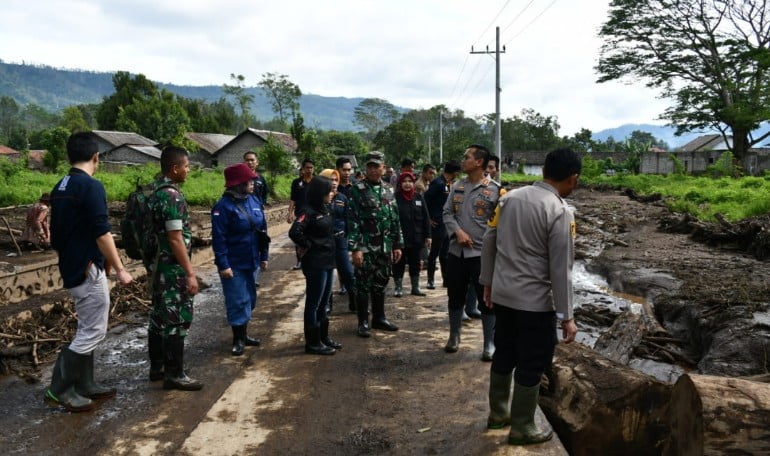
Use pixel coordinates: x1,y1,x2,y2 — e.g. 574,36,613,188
596,0,770,162
258,72,301,125
353,98,399,141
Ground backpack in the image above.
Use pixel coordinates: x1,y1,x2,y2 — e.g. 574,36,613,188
120,180,172,264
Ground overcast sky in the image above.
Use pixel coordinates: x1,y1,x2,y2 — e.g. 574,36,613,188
0,0,670,136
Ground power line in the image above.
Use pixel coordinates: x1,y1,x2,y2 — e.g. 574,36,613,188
495,0,537,46
474,0,512,45
448,1,513,107
505,0,559,45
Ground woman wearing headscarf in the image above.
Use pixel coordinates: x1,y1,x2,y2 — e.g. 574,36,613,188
392,171,431,297
211,163,269,356
289,176,341,355
318,169,356,313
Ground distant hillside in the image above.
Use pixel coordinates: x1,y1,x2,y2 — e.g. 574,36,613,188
594,122,770,150
0,60,365,131
592,123,705,149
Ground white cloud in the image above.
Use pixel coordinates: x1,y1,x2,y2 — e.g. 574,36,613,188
0,0,671,135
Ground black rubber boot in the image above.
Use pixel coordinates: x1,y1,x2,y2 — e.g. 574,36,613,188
444,308,463,353
348,292,357,313
410,274,426,296
357,293,371,338
231,325,245,356
75,351,117,399
426,267,435,290
148,330,164,381
163,335,204,391
320,320,342,349
44,346,94,412
243,323,261,346
371,292,398,331
305,326,336,355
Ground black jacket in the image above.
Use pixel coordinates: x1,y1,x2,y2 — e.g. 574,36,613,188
289,205,335,270
396,193,431,249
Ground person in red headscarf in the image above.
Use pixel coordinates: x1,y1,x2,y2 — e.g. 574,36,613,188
211,163,269,357
392,172,432,297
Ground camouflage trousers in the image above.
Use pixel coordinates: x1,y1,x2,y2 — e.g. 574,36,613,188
148,263,194,337
354,251,392,295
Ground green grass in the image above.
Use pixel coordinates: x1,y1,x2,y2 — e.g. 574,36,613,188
4,158,768,223
500,171,770,222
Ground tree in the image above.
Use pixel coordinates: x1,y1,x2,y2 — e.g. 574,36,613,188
374,117,420,164
596,0,770,162
97,72,158,130
501,108,561,152
353,98,399,141
258,72,301,125
222,73,255,132
628,130,668,151
61,106,90,133
0,96,20,143
258,135,292,191
317,130,368,164
39,126,70,171
561,128,596,153
115,90,192,146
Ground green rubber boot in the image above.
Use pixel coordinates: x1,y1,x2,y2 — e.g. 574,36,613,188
508,382,553,445
487,370,512,429
44,346,94,412
75,351,117,399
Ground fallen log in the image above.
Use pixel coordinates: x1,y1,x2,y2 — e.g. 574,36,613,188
664,374,770,456
0,225,22,236
540,343,671,456
593,307,667,365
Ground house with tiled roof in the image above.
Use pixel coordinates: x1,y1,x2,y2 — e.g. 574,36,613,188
214,128,298,168
0,145,21,161
641,134,770,175
99,144,163,165
91,130,157,154
184,132,235,167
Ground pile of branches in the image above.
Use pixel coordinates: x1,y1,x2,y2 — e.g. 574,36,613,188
659,212,770,260
0,277,151,382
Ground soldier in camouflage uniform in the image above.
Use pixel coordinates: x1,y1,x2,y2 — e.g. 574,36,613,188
348,151,403,338
146,146,203,391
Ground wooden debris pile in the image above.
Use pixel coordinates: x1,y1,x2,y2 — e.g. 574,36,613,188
659,212,770,259
0,277,151,382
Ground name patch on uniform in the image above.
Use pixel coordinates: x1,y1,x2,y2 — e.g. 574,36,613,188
415,200,422,206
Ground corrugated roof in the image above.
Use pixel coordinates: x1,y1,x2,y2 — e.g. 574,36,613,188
678,134,723,152
184,132,235,155
92,130,156,147
247,128,298,152
123,145,162,159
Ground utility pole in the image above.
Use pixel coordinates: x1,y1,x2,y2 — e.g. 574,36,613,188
471,26,505,159
439,110,444,165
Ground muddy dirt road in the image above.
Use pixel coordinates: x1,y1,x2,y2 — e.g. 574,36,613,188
1,223,565,455
2,185,769,455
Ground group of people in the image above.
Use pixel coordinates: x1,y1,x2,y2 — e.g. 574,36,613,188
285,144,582,446
43,131,582,447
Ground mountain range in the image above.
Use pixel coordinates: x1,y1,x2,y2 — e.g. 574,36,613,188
0,60,737,147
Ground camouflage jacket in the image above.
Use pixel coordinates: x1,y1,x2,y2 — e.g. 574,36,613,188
147,176,192,265
347,179,403,254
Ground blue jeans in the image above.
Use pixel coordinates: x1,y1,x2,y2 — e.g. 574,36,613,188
221,268,257,326
334,240,355,293
303,267,334,328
